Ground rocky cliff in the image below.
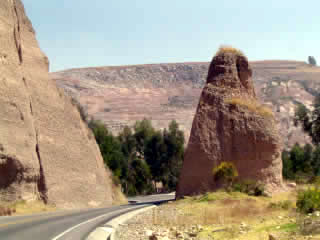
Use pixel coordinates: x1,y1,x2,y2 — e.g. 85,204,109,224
0,0,124,208
177,49,283,197
52,60,320,149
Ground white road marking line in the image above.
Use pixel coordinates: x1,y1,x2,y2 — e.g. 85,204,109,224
100,227,113,233
51,206,138,240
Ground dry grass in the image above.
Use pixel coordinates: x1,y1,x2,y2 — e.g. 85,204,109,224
120,185,320,239
176,192,270,225
0,206,15,216
0,200,56,216
225,97,274,118
112,184,128,205
215,45,246,58
149,192,270,226
146,189,319,240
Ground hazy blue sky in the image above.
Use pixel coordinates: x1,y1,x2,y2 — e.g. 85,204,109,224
23,0,320,72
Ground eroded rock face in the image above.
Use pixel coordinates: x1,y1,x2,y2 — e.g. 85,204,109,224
0,0,124,208
177,51,283,197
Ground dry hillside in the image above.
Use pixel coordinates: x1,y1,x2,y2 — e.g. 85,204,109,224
52,60,320,148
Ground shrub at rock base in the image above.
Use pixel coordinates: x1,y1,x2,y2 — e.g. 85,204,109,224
212,162,266,196
212,162,238,188
297,186,320,213
231,179,266,196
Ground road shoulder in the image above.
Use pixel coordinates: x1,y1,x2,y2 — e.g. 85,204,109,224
87,205,156,240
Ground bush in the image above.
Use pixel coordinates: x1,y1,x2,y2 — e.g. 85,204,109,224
308,176,320,185
111,174,121,186
308,56,317,66
268,200,293,210
295,173,312,184
282,143,317,182
297,186,320,214
213,162,238,184
231,179,266,196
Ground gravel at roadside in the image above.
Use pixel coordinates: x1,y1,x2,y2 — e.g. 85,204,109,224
114,202,202,240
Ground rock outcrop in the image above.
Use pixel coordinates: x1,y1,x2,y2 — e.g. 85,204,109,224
177,49,283,197
0,0,124,208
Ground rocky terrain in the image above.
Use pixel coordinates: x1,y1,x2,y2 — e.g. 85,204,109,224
115,189,318,240
52,60,320,148
177,48,282,197
0,0,124,208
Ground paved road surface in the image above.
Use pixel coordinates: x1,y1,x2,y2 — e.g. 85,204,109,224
0,193,175,240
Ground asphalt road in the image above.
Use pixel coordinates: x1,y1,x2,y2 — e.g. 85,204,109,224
0,193,175,240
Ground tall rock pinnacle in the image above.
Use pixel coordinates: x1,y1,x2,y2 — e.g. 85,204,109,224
177,47,283,197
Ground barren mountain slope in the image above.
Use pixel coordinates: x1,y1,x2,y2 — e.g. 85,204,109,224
0,0,124,208
52,61,320,148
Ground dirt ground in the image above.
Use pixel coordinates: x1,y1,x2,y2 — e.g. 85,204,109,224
115,188,320,240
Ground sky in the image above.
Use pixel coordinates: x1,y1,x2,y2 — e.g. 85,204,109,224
23,0,320,72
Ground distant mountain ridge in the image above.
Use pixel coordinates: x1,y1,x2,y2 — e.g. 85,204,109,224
52,60,320,148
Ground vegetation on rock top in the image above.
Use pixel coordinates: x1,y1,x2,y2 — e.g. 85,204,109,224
225,97,274,118
215,45,246,58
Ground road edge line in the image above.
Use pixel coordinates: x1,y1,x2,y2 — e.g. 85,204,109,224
51,206,133,240
86,205,156,240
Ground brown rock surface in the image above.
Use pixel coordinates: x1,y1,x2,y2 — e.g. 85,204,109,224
0,0,124,208
177,49,283,197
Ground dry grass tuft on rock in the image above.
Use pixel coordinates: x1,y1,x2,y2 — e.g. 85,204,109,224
225,97,274,118
216,45,246,58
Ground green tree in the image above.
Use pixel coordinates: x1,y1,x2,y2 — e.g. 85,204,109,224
303,144,313,173
88,119,108,145
89,119,127,185
282,143,315,181
90,118,185,196
144,131,166,183
129,159,152,195
312,146,320,176
294,96,320,145
290,143,305,174
162,120,185,191
308,56,317,66
118,126,136,157
133,119,155,157
282,150,294,179
118,123,158,195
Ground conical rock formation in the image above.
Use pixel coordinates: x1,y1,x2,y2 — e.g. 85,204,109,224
0,0,125,208
177,48,283,197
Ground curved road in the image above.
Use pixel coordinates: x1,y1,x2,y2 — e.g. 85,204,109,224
0,193,175,240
